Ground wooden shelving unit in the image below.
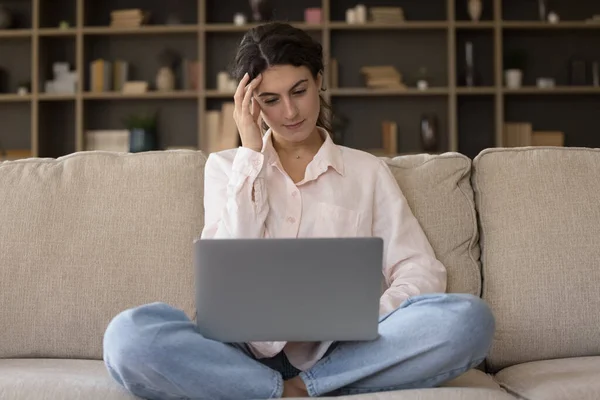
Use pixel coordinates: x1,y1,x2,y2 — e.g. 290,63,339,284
0,0,599,160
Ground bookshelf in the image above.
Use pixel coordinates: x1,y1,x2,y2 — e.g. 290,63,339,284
0,0,599,160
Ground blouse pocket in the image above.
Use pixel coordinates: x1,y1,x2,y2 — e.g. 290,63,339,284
313,202,361,238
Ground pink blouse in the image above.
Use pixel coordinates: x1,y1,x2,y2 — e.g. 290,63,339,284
201,128,447,371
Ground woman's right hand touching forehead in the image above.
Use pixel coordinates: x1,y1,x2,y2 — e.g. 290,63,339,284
233,72,264,153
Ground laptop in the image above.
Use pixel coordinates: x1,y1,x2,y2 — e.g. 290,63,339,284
193,237,383,343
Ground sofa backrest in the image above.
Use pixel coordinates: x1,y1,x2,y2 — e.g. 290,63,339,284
0,149,481,360
472,147,600,373
0,151,205,360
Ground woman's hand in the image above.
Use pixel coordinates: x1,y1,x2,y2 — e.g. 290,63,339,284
233,73,263,153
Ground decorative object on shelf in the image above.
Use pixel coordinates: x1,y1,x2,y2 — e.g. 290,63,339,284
345,8,357,24
233,13,247,26
467,0,482,22
17,81,30,95
124,112,158,153
420,114,439,153
110,9,150,28
547,11,559,24
249,0,273,22
304,8,321,24
156,49,180,92
370,7,405,24
360,65,406,89
504,49,527,89
538,0,547,21
593,62,599,87
123,81,149,94
59,21,70,29
0,5,12,29
114,60,129,91
462,41,479,87
45,62,77,94
217,71,236,92
156,67,175,91
355,4,367,24
416,67,429,90
536,77,555,89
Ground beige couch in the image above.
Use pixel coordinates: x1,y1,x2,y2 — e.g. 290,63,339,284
1,146,599,400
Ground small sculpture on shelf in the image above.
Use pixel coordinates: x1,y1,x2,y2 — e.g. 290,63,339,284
416,67,429,90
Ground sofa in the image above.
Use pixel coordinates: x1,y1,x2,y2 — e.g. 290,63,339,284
0,146,599,400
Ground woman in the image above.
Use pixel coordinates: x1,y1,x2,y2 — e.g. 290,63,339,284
103,22,495,399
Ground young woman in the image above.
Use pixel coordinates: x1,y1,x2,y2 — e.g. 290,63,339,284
103,22,495,399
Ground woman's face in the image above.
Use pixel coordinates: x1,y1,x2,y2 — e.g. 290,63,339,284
253,64,322,143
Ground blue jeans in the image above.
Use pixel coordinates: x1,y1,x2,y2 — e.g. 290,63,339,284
103,293,495,399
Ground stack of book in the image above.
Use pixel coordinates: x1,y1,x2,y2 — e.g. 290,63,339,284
360,65,406,89
503,122,565,147
370,7,405,24
110,9,149,28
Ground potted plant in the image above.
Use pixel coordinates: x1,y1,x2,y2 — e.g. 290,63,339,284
504,49,527,89
123,111,158,153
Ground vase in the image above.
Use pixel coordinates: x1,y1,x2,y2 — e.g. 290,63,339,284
129,129,157,153
420,114,439,153
505,69,523,89
468,0,482,22
156,67,175,91
249,0,273,22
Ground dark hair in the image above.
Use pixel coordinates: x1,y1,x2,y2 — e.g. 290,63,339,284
229,22,332,133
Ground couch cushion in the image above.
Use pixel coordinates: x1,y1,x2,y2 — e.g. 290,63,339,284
0,150,205,359
384,153,480,296
0,359,514,400
442,369,502,391
472,147,600,372
495,356,600,400
0,359,137,400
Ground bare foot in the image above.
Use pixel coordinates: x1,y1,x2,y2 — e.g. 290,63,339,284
282,376,309,398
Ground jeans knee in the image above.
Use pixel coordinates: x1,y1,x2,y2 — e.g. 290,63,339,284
103,302,178,373
446,294,495,359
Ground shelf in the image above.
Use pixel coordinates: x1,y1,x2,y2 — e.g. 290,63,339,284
205,90,235,98
503,21,600,30
0,29,32,38
204,22,321,32
39,28,77,37
503,86,600,95
329,21,448,30
454,21,496,29
456,87,497,95
0,94,32,102
38,93,77,101
82,91,199,100
330,87,449,96
82,25,199,35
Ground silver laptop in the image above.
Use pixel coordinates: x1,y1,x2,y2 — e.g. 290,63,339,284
193,237,383,343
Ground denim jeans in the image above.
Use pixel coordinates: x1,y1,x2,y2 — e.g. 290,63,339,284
103,293,495,399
